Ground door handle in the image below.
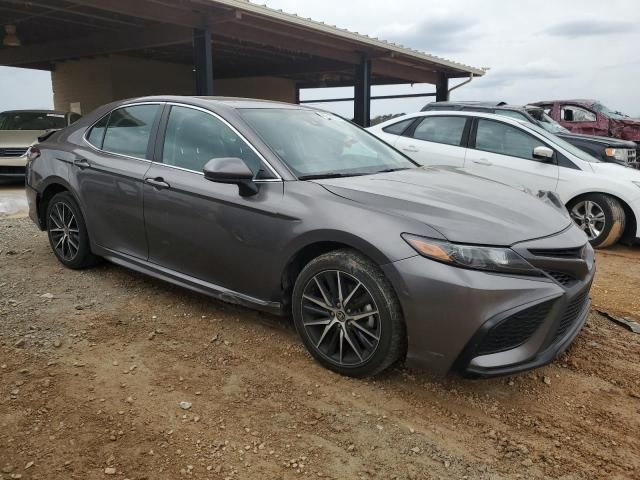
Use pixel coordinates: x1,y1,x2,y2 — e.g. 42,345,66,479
73,158,90,169
402,145,419,153
472,158,493,166
145,177,170,190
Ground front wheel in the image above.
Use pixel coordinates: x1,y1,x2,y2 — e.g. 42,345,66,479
292,250,406,378
568,194,626,249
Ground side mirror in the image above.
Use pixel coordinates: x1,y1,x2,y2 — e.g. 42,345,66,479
203,157,258,197
533,146,554,162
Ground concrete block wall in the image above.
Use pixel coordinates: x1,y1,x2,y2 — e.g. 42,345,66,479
52,55,297,114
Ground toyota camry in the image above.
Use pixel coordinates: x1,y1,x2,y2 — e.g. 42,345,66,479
25,96,595,378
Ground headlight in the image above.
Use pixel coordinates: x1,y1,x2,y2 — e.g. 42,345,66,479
633,181,640,190
402,234,541,276
26,145,40,162
605,148,629,161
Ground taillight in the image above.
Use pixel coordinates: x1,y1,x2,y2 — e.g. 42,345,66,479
26,145,40,162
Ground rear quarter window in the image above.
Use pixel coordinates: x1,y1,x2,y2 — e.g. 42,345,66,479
382,118,415,136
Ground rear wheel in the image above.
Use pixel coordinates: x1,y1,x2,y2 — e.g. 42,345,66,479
292,249,406,377
568,194,626,249
46,192,100,269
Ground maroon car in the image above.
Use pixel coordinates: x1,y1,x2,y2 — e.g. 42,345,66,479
533,100,640,143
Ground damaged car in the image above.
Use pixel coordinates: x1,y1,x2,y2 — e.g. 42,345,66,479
533,100,640,144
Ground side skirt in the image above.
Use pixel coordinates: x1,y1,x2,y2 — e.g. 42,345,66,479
93,245,283,316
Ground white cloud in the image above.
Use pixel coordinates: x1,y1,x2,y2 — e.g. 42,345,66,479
0,67,53,111
1,0,639,118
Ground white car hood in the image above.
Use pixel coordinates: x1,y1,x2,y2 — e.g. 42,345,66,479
588,161,640,181
0,130,44,148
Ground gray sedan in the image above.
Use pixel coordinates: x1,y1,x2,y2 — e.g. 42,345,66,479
25,96,594,378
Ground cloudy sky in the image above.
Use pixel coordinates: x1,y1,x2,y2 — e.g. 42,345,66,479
1,0,639,118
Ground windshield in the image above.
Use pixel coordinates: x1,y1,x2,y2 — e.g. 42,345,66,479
526,109,569,133
592,102,630,120
239,109,416,179
0,111,67,131
523,121,601,163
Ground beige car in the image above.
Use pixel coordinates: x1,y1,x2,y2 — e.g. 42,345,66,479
0,110,81,178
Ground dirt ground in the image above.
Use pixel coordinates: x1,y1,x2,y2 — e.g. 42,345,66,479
1,205,640,479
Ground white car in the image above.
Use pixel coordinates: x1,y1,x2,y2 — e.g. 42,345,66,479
0,110,81,179
368,111,640,248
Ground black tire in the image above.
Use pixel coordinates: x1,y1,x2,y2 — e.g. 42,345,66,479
292,249,406,377
45,192,100,269
567,194,626,249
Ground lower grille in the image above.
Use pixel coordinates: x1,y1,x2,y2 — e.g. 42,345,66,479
0,147,27,158
0,166,25,175
477,301,553,356
546,270,578,287
554,291,590,339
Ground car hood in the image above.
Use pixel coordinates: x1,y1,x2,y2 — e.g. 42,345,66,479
610,118,640,142
557,131,637,147
316,167,572,246
589,161,640,180
0,130,42,148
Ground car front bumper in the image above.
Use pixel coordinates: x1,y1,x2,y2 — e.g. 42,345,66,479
0,154,27,178
383,226,595,377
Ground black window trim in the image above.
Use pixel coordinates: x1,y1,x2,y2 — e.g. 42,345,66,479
153,102,282,182
469,117,560,165
82,101,164,163
405,114,472,148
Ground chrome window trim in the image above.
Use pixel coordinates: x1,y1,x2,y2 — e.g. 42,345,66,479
82,101,283,182
164,102,282,181
82,101,164,163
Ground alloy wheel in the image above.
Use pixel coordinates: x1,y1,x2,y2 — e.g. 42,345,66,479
49,202,80,261
571,200,606,240
300,270,381,367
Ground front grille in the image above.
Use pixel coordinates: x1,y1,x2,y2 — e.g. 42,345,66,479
529,246,585,259
554,291,590,339
0,147,28,158
0,166,25,175
476,301,554,356
546,270,577,287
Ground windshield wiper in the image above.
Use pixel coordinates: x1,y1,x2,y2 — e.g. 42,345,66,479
298,172,368,180
374,167,411,174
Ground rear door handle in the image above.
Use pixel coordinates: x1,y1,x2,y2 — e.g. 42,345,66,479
402,145,419,153
73,158,90,169
145,177,170,190
472,158,492,166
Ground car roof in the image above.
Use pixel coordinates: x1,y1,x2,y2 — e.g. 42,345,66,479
0,109,71,115
424,101,543,112
534,99,596,106
119,95,306,111
375,110,536,130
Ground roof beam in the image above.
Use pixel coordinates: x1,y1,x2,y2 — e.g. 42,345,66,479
0,24,192,67
64,0,201,27
372,58,438,84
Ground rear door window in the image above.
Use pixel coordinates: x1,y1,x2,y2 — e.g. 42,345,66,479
101,105,160,159
410,116,467,146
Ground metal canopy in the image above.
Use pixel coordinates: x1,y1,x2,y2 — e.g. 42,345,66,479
0,0,486,124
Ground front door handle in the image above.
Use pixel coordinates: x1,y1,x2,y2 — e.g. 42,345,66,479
402,145,419,153
73,158,90,169
472,158,493,166
145,177,170,190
